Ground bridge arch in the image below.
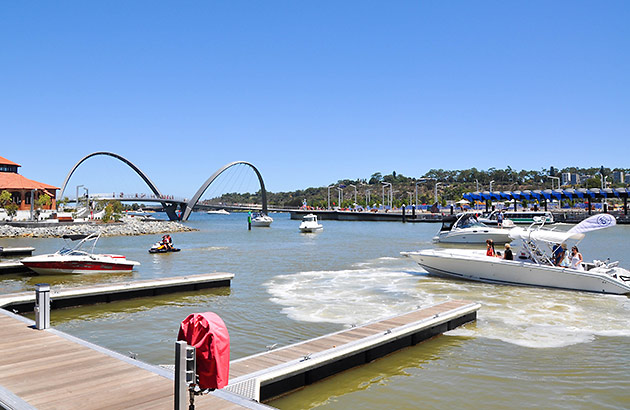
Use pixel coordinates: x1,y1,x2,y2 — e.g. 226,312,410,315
183,161,268,221
60,151,181,221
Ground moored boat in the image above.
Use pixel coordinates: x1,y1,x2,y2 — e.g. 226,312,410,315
299,214,323,233
21,233,140,275
251,212,273,227
433,212,511,244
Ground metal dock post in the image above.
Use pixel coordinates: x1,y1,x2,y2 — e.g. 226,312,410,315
34,283,50,330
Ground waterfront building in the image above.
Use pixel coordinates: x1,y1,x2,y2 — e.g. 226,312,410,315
561,172,571,186
0,156,58,211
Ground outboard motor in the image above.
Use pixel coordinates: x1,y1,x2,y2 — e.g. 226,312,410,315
175,312,229,409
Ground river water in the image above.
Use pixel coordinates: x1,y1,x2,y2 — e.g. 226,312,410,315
1,213,629,409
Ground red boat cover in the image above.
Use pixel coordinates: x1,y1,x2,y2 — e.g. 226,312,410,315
177,312,230,389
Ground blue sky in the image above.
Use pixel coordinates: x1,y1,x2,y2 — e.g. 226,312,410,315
2,1,629,198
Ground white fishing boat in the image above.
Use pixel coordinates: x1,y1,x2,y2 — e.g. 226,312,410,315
299,214,323,233
21,233,140,275
251,212,273,227
403,214,630,295
434,213,512,244
207,209,230,215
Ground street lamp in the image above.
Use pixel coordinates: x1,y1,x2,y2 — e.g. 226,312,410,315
475,179,479,192
348,184,357,207
365,188,371,208
76,185,84,209
489,180,495,192
381,182,392,209
336,186,343,208
327,185,335,210
434,182,442,204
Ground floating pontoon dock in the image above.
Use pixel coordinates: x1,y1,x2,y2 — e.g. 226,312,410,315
0,279,478,409
0,247,35,257
0,272,234,312
224,300,480,402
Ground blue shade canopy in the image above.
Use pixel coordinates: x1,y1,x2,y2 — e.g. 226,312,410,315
460,188,628,202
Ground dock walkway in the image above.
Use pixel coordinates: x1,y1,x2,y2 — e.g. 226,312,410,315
0,272,234,313
0,309,266,409
224,300,479,402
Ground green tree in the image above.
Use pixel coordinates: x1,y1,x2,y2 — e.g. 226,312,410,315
36,194,51,209
0,190,18,218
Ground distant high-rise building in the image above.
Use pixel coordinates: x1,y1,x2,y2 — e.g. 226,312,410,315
571,174,581,185
561,172,571,186
625,174,630,185
612,170,625,183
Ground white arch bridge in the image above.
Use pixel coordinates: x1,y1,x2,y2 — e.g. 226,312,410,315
60,152,268,221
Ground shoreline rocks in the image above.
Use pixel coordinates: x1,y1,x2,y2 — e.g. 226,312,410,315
0,219,197,238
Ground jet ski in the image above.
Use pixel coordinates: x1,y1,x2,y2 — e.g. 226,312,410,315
149,242,181,254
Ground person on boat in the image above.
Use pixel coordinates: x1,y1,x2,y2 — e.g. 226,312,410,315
486,239,497,257
570,246,584,270
552,243,566,266
503,243,513,260
497,210,504,228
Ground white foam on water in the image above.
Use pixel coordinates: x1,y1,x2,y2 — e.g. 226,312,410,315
266,257,630,348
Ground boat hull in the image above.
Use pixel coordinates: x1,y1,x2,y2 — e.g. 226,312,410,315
21,255,139,275
299,225,323,233
405,249,630,295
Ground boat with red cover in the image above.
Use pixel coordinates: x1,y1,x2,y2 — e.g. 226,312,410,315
21,232,140,275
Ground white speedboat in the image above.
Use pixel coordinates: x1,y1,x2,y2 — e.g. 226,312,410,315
21,233,140,275
207,209,230,215
299,214,323,233
251,213,273,227
434,213,512,244
403,214,630,295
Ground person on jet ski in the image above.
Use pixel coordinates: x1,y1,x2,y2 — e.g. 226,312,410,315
161,235,173,250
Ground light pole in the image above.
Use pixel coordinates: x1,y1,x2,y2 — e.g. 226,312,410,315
337,187,343,208
475,179,479,192
434,182,442,204
365,188,371,208
348,184,357,207
327,185,335,210
415,181,421,206
489,180,495,192
381,182,392,209
76,185,84,209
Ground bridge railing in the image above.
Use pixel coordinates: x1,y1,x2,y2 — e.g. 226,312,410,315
90,193,188,203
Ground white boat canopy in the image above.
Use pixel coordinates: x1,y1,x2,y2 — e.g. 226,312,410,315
508,228,584,244
509,214,617,244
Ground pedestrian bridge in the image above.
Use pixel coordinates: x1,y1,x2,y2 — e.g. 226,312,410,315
60,152,269,221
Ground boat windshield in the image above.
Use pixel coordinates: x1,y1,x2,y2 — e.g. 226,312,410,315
455,214,487,229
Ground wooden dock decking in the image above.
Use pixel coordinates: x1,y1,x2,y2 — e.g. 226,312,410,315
224,300,480,402
0,309,269,410
0,272,234,313
0,283,478,409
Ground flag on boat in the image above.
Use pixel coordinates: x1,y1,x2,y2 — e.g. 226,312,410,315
568,214,616,235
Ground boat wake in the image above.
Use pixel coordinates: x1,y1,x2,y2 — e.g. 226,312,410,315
266,258,630,348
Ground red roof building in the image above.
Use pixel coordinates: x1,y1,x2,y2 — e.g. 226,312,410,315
0,156,59,211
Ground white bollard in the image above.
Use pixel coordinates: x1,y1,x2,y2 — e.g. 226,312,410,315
35,283,50,330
